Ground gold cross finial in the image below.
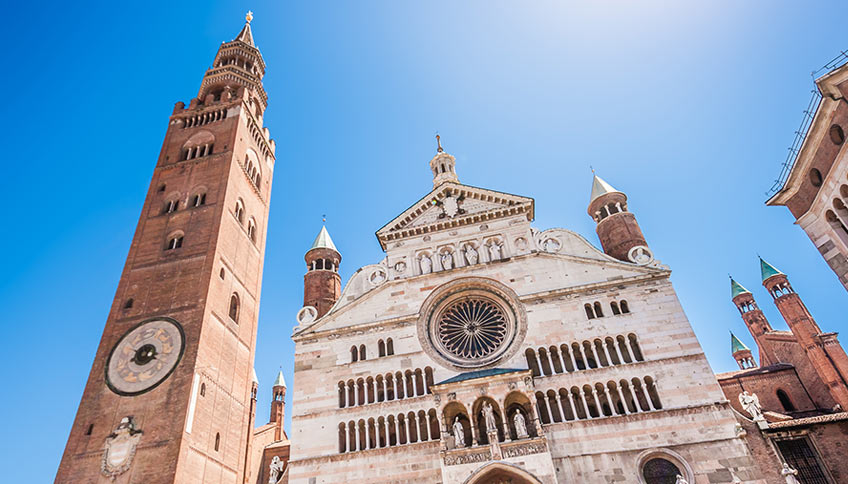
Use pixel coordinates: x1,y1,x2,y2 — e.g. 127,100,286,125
436,134,443,153
246,11,254,23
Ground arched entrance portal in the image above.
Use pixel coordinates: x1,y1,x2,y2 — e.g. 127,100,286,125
464,462,544,484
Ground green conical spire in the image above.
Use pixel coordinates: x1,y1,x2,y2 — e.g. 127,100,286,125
731,332,749,354
759,257,783,282
730,277,750,298
273,370,286,388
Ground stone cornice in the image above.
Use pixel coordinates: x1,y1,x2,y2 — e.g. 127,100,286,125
292,270,669,342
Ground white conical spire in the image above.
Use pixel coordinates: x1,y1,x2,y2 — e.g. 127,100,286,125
309,226,337,252
234,11,255,46
589,174,622,203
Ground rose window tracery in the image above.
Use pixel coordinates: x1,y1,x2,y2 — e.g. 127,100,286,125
417,277,527,370
437,298,508,359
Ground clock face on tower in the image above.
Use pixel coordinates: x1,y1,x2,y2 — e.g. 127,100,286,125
105,318,186,396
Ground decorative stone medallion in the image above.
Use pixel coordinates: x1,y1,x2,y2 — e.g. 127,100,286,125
542,237,561,253
101,416,142,479
368,268,387,285
296,306,318,325
394,261,407,273
105,318,185,396
627,245,654,265
417,277,526,371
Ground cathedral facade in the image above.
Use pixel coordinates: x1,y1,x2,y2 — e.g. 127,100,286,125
286,146,763,483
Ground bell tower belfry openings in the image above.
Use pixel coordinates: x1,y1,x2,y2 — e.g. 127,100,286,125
56,13,277,483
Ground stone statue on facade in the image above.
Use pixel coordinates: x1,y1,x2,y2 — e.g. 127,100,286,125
420,254,432,274
482,402,497,432
268,456,284,484
513,411,528,439
739,391,764,421
488,242,502,261
674,475,688,484
441,252,453,270
780,463,800,484
464,244,478,265
452,417,465,448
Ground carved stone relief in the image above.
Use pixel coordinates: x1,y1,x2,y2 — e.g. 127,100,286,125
101,417,142,479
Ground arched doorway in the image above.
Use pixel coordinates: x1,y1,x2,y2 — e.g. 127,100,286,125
464,462,544,484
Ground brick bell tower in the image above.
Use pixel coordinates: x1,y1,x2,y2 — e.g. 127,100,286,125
56,13,276,483
587,174,652,264
731,277,776,366
303,226,342,318
270,371,286,440
760,258,848,409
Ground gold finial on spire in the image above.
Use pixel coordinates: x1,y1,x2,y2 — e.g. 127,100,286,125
322,214,327,223
246,10,254,23
436,134,443,153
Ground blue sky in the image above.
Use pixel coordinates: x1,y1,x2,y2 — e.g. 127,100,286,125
1,1,846,481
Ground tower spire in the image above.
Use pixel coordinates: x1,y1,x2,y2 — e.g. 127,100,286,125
304,226,342,318
428,135,458,188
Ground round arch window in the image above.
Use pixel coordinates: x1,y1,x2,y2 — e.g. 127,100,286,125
809,168,823,187
830,124,845,145
418,277,526,370
642,458,683,484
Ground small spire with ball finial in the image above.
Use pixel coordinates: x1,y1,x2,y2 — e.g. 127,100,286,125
246,11,254,23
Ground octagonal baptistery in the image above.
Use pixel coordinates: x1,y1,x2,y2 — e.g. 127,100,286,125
286,147,763,484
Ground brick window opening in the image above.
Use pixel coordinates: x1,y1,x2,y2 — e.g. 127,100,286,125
123,298,134,309
219,268,226,279
229,293,240,323
830,124,845,145
191,192,207,207
200,383,206,397
214,433,220,452
776,437,829,484
162,199,179,215
85,424,93,436
165,235,184,251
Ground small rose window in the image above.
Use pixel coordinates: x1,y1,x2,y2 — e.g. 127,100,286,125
437,298,508,360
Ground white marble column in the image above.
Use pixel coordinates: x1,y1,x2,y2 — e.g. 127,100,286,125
601,342,614,367
567,346,578,371
616,384,631,414
543,395,554,423
590,344,602,369
579,344,589,369
555,393,566,421
355,423,361,451
625,338,638,362
591,389,603,417
555,349,567,374
354,382,359,406
613,340,625,365
392,375,398,400
412,374,419,396
580,390,592,419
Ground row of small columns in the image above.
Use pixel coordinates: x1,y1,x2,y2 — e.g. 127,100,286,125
593,202,625,222
530,336,639,376
185,144,213,160
310,260,337,271
184,109,227,128
343,411,438,452
342,372,430,408
537,378,661,423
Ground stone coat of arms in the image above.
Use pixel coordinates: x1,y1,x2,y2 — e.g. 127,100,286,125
101,416,143,479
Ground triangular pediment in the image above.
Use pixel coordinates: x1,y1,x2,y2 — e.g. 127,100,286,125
376,182,534,250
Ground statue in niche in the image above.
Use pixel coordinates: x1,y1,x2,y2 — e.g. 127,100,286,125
482,402,497,432
452,417,465,448
780,463,800,484
739,391,764,421
464,244,478,265
513,411,528,439
675,475,689,484
488,241,502,261
420,254,432,274
268,456,285,484
441,251,453,270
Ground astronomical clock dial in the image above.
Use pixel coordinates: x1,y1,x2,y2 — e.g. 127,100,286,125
106,318,185,396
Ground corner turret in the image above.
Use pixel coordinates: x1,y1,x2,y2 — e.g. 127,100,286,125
731,332,756,370
587,175,652,264
303,226,341,318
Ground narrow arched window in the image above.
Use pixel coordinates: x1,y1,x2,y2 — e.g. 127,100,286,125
378,340,386,357
228,293,239,322
351,346,358,362
777,389,796,412
584,303,595,319
594,301,604,318
610,301,620,315
620,300,630,313
234,199,244,224
386,338,394,356
247,219,256,242
359,344,367,361
166,235,184,250
162,199,179,214
200,383,206,397
214,433,220,451
191,192,206,207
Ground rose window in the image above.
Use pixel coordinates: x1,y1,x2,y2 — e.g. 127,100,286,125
437,298,508,359
418,278,527,370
